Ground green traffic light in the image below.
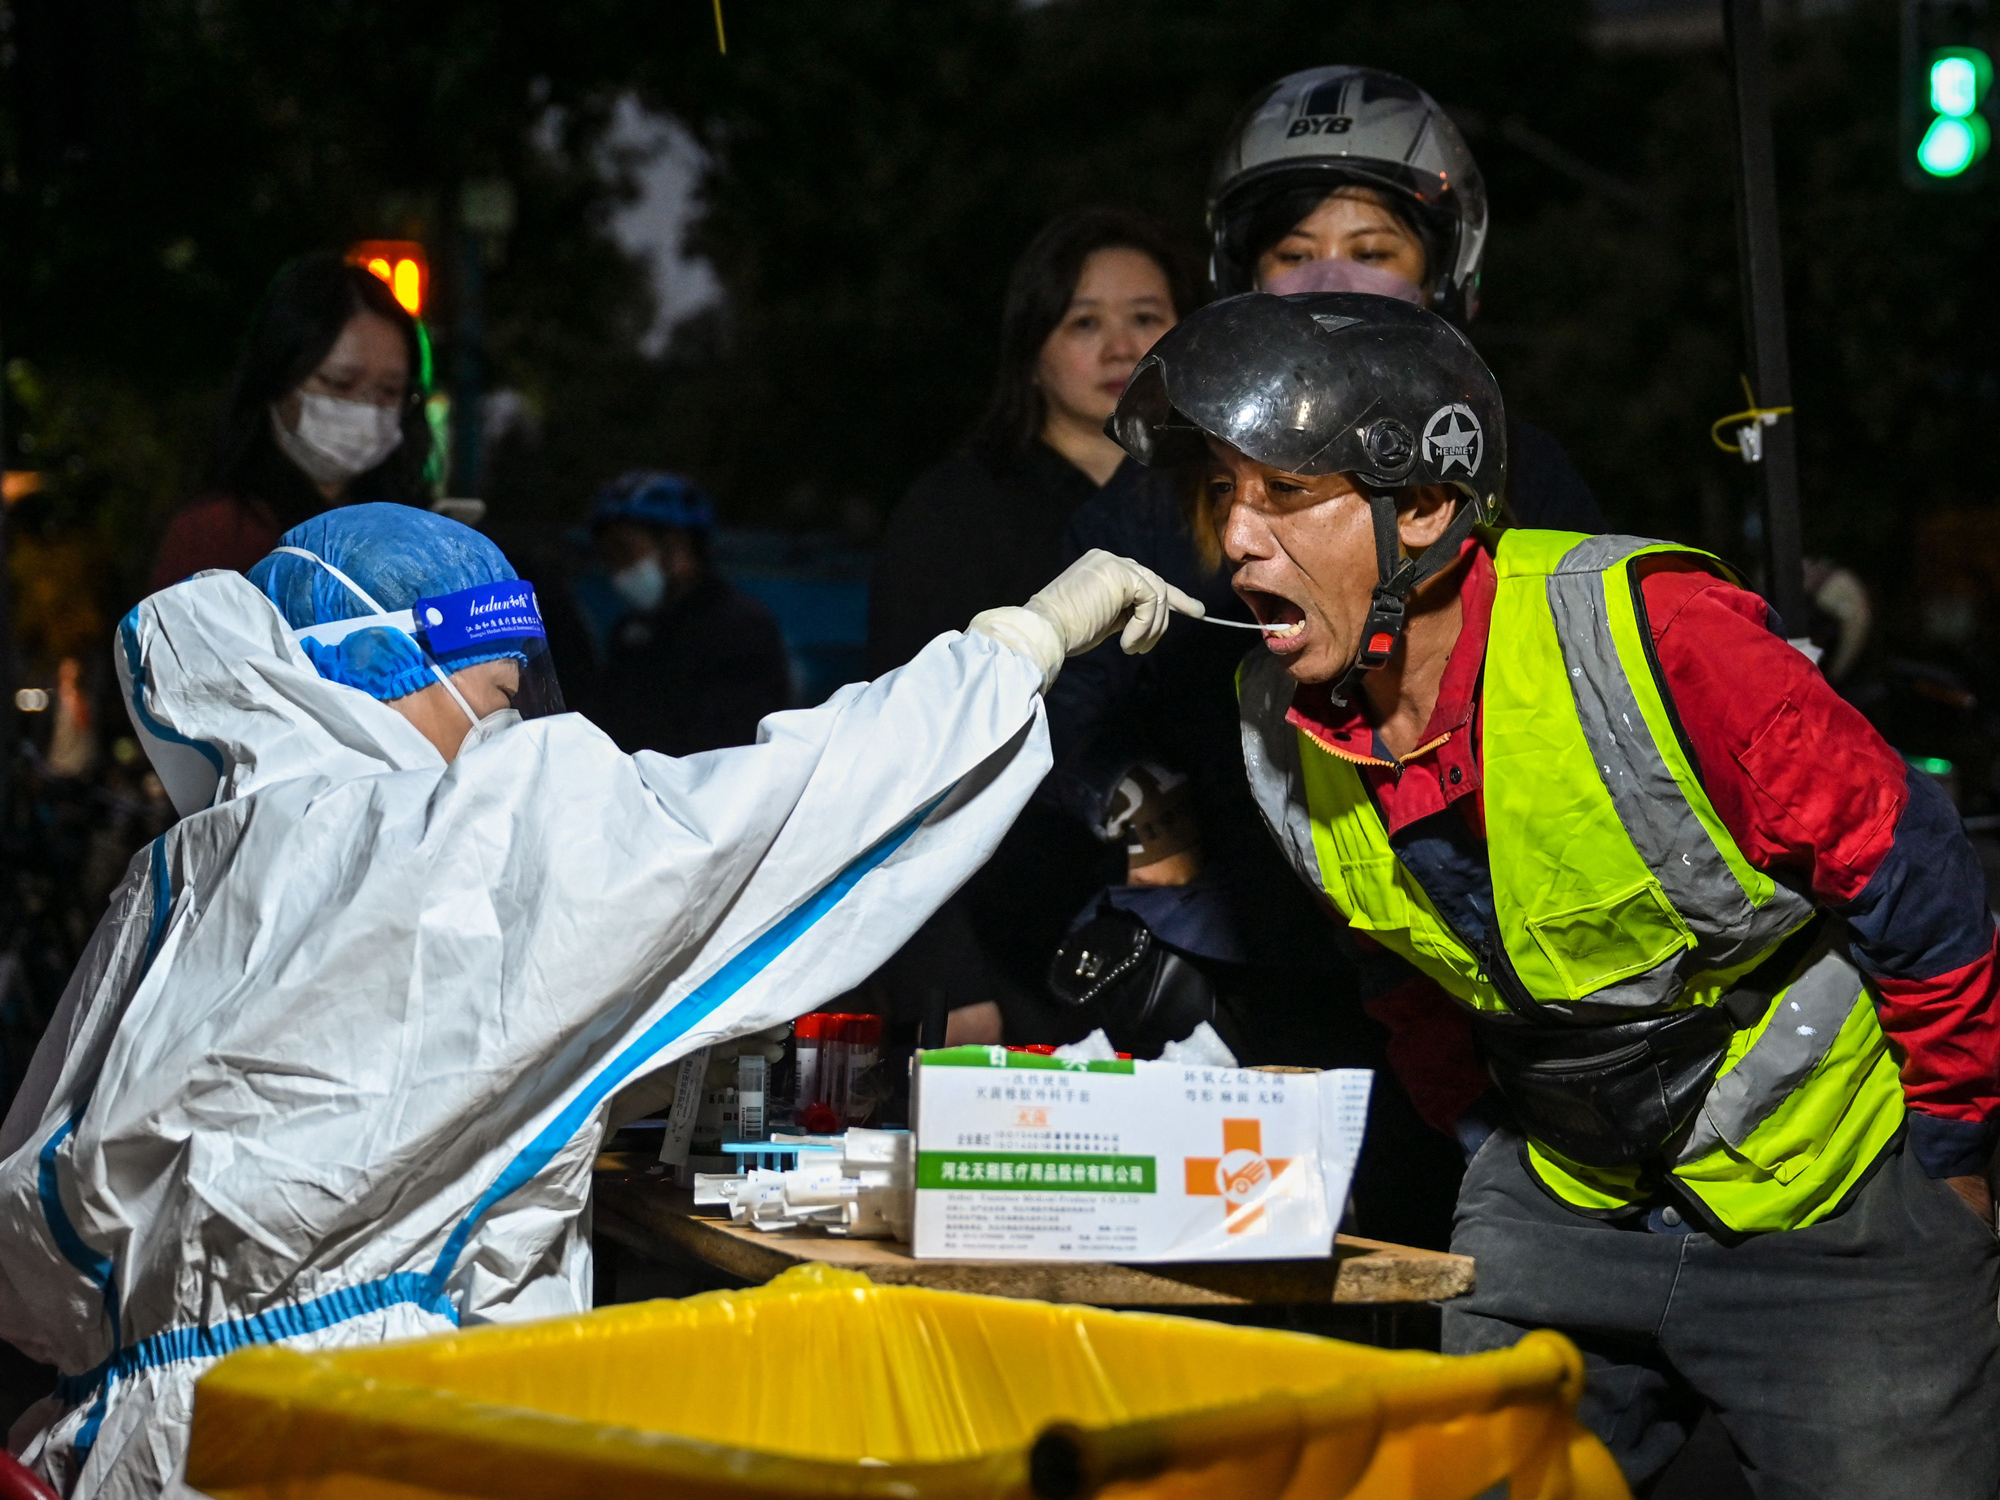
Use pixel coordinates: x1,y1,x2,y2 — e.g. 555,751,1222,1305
1934,55,1980,115
1919,48,1993,177
1920,112,1990,175
1931,47,1993,116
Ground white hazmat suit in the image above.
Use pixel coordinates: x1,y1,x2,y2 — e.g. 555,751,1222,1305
0,543,1196,1497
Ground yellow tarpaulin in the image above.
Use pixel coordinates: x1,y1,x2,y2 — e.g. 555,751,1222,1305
185,1264,1629,1500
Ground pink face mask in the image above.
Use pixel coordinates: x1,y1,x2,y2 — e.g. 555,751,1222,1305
1261,257,1422,303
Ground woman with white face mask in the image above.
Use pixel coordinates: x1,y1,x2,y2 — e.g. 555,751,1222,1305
150,251,431,592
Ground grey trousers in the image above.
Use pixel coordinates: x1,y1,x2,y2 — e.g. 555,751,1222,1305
1442,1132,2000,1499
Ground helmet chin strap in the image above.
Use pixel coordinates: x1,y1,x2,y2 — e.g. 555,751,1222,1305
1330,488,1483,707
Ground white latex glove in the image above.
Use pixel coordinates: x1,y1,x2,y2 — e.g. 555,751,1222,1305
967,549,1205,691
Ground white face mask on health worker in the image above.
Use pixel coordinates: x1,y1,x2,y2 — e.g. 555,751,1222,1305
271,391,404,486
458,703,523,753
420,645,526,754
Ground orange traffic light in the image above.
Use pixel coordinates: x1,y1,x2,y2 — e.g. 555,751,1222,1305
346,240,428,316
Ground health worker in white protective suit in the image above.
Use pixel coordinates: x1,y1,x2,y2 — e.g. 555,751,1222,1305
0,502,1201,1498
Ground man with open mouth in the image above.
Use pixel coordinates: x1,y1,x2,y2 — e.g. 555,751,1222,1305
1107,289,2000,1494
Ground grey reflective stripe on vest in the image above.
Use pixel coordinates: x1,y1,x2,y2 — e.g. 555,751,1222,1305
1239,652,1320,887
1677,941,1868,1162
1545,534,1815,1012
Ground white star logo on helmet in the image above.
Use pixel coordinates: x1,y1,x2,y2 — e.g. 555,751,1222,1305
1422,404,1483,476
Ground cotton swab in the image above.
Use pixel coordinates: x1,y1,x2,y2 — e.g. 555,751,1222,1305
1198,615,1295,633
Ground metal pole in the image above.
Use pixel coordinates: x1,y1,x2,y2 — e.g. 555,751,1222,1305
1724,0,1809,631
0,310,14,817
454,231,485,500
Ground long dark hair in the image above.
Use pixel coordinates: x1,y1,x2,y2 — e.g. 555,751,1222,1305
207,252,432,524
1225,182,1436,290
968,207,1196,470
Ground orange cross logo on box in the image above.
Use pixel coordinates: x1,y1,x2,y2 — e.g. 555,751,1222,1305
1184,1118,1291,1233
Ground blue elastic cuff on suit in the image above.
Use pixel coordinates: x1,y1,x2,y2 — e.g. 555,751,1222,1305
1907,1111,1999,1178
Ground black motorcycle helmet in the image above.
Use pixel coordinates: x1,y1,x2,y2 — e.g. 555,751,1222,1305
1109,291,1505,690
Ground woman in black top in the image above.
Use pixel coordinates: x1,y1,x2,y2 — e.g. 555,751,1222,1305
865,206,1195,1045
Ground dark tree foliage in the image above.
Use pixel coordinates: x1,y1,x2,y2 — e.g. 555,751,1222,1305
636,0,2000,623
3,0,1998,634
635,0,1597,535
1483,2,2000,600
0,0,710,605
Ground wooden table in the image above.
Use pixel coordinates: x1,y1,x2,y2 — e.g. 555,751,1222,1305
591,1165,1473,1311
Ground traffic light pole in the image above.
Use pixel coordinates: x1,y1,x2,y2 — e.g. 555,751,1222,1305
0,309,13,818
1724,0,1809,632
450,181,515,503
453,233,485,501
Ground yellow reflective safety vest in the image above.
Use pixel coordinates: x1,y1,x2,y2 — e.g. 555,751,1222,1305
1238,530,1906,1234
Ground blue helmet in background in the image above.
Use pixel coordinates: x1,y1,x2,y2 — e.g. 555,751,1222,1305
591,472,715,532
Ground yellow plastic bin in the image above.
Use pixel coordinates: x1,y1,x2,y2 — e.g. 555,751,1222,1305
185,1264,1629,1500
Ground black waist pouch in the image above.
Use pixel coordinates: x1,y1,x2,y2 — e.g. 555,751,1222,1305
1471,918,1829,1171
1471,1003,1747,1169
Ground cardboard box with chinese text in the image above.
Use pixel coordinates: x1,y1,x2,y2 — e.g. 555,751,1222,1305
911,1047,1370,1262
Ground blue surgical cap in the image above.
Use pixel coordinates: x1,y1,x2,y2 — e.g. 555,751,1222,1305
248,503,524,702
590,471,714,532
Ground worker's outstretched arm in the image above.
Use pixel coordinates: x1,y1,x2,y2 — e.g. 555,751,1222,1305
475,545,1203,1056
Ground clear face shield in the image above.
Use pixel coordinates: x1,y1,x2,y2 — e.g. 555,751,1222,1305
411,579,566,723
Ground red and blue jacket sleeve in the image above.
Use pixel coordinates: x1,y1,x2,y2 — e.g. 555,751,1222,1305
1642,562,2000,1179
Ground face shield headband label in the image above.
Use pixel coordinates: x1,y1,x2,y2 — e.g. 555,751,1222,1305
413,580,546,654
